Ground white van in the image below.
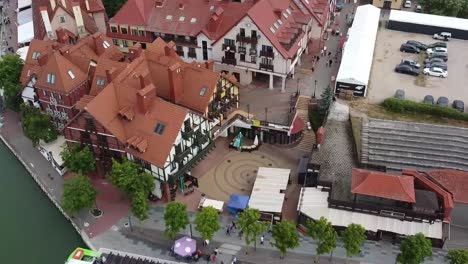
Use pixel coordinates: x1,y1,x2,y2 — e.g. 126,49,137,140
404,0,411,8
433,32,452,41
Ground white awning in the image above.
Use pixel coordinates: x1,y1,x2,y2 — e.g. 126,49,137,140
200,198,224,212
21,86,35,100
336,5,381,92
298,187,443,239
389,10,468,31
248,167,290,213
39,136,67,166
18,21,34,44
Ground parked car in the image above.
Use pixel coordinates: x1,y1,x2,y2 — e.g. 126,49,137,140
401,58,420,69
427,42,447,49
415,5,422,12
437,96,449,107
406,40,427,50
426,47,448,55
433,32,451,41
424,62,447,70
427,53,448,61
400,44,420,53
423,95,434,104
395,64,420,76
394,89,405,100
404,0,411,8
452,100,465,112
423,67,448,78
424,57,444,64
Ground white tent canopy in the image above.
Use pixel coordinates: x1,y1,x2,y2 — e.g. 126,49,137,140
18,0,32,10
248,167,290,213
336,5,381,96
16,46,29,61
389,10,468,31
298,187,443,239
18,21,34,44
199,197,224,212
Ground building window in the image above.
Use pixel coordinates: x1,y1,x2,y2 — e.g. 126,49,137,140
141,43,147,49
110,26,118,33
199,86,207,97
131,28,138,35
188,47,196,58
32,51,40,60
166,15,173,21
121,27,128,35
102,40,111,49
154,123,165,135
179,16,185,22
96,78,106,87
190,18,197,23
224,38,235,46
59,16,66,23
251,56,256,63
240,53,245,61
240,28,245,37
67,70,76,80
47,73,56,84
112,38,119,46
122,40,128,47
138,29,145,36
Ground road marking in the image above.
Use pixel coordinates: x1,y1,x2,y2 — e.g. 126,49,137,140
30,163,34,168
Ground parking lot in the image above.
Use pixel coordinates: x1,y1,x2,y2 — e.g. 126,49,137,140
367,28,468,110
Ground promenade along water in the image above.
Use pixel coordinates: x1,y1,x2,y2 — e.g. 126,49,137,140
0,142,84,263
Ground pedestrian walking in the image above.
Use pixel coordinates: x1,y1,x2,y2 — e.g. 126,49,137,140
226,225,231,236
211,254,217,262
323,46,327,54
320,49,324,56
260,235,264,245
329,59,333,67
238,229,243,239
328,51,332,57
214,247,219,256
231,256,237,264
316,56,320,62
232,221,237,230
325,61,329,67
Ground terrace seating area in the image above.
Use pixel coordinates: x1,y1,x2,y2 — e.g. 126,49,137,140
361,118,468,171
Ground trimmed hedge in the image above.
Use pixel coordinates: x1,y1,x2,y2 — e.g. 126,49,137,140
382,98,468,121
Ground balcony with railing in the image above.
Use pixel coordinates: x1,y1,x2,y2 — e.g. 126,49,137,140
222,43,236,52
238,46,247,54
222,57,237,66
260,50,274,58
182,128,194,140
187,50,197,58
175,148,191,163
236,34,258,45
162,35,198,46
259,63,274,71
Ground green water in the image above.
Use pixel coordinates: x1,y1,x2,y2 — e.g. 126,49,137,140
0,142,84,263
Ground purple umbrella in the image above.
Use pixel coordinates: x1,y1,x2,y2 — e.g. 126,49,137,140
173,236,196,257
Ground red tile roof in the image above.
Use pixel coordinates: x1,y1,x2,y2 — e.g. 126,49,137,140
110,0,153,26
290,115,304,134
20,39,59,85
425,169,468,204
351,168,416,203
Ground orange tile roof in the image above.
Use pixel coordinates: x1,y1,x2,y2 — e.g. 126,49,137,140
351,168,416,203
425,169,468,204
20,39,59,85
89,58,128,96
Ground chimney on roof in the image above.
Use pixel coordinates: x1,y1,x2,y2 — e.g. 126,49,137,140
105,68,117,83
139,70,151,90
155,0,164,8
205,59,214,71
72,3,86,38
128,43,143,62
85,0,90,10
179,2,184,9
49,0,56,10
168,63,183,103
136,83,157,114
61,0,66,8
40,6,56,40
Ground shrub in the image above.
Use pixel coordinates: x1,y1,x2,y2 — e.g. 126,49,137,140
382,98,468,121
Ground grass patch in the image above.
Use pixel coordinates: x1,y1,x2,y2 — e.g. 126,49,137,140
350,116,363,161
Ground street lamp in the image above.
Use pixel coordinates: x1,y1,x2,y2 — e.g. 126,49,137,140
247,104,250,119
296,78,300,96
265,107,268,122
314,80,318,98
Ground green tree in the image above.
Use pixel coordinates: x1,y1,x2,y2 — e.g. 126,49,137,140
109,158,154,224
61,144,96,175
102,0,127,18
164,202,189,240
342,224,366,261
62,175,97,215
236,208,268,251
319,85,334,117
0,54,24,111
420,0,467,18
194,206,220,242
270,220,300,259
448,249,468,264
20,104,58,145
307,217,338,263
397,233,432,264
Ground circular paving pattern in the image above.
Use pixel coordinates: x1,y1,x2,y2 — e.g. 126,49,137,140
204,151,281,201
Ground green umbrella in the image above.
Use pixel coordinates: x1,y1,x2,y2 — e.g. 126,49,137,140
233,132,243,150
179,176,185,192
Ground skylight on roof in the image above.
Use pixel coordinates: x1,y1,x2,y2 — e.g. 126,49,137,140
96,78,106,86
67,70,76,80
32,51,40,60
277,19,283,25
210,5,215,11
273,22,279,29
154,123,166,135
270,27,276,33
200,86,207,97
102,40,110,49
179,16,185,22
47,73,56,84
190,18,197,23
166,15,173,21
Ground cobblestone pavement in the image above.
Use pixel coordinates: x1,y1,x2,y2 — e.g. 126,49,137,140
1,0,19,56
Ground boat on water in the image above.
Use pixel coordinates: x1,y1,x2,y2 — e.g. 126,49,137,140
65,248,102,264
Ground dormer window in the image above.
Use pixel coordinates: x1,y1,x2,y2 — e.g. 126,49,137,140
67,70,75,80
154,123,165,135
102,40,110,49
96,78,106,87
179,16,185,22
166,15,173,21
47,73,56,84
59,16,66,23
190,18,197,23
32,51,40,60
